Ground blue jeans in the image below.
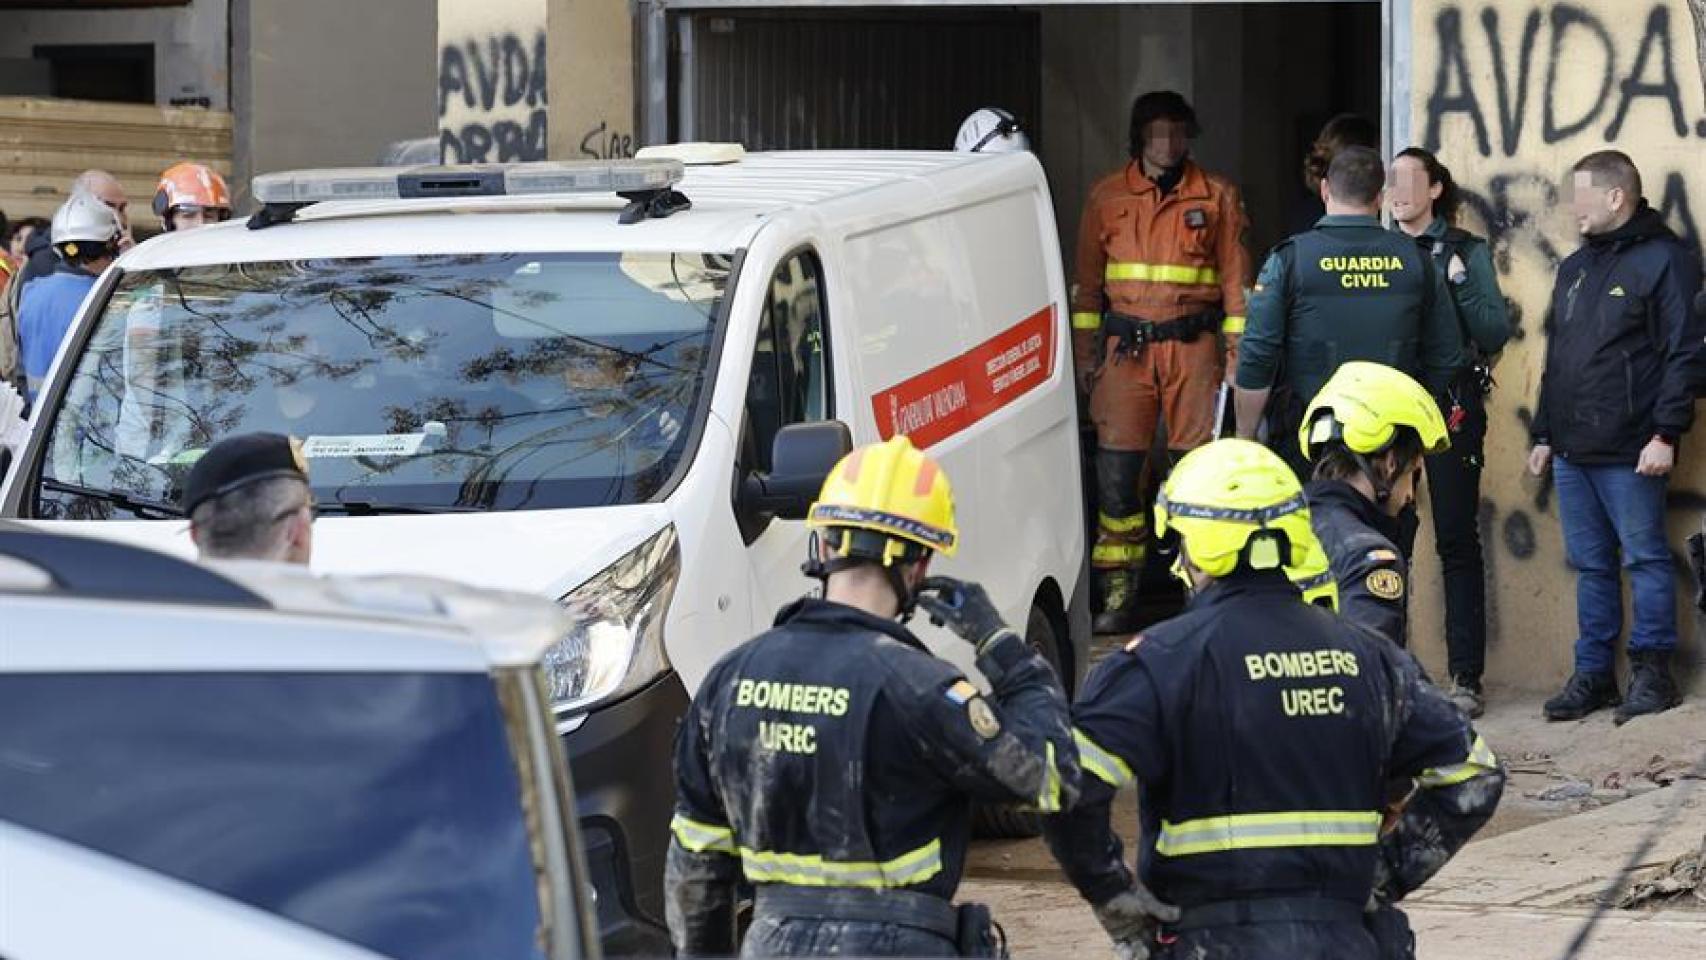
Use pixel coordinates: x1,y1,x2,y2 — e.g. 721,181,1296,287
1553,457,1677,673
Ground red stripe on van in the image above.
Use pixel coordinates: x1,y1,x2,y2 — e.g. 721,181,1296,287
870,305,1058,449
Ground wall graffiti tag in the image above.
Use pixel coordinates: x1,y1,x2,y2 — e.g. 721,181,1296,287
438,30,549,164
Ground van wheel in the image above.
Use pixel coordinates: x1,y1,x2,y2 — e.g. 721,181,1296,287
971,603,1062,840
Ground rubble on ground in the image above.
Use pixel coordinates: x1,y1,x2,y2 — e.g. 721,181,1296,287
1614,835,1706,910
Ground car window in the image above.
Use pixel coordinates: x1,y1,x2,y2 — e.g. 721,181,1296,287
32,252,730,517
0,672,549,960
742,250,829,472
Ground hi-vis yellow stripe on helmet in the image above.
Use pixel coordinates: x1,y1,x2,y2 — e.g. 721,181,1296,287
1155,810,1381,857
1154,439,1323,580
807,435,958,562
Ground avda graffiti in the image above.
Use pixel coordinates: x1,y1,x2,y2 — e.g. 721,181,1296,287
1425,3,1706,155
439,31,548,164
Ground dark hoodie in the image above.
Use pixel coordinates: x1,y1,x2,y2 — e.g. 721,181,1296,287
1532,202,1704,464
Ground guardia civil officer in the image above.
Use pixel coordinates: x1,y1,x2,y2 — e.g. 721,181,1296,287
1045,438,1503,960
1300,362,1450,651
666,435,1078,957
1234,146,1461,474
1389,147,1510,716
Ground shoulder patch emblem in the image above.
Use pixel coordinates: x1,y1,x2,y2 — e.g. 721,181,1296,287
1365,548,1400,564
1184,208,1208,229
1366,568,1405,600
944,679,978,705
1124,634,1147,653
967,696,1002,740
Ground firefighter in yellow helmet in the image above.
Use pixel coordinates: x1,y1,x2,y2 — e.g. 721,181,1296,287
1046,438,1502,960
666,434,1078,957
1298,362,1450,656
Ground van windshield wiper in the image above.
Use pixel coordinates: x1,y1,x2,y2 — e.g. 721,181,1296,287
316,498,487,516
39,478,185,519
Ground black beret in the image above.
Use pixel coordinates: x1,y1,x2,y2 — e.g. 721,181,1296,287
181,433,309,514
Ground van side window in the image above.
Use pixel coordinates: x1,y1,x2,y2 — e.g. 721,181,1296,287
743,251,829,472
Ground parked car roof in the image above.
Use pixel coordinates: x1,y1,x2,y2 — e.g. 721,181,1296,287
0,529,571,672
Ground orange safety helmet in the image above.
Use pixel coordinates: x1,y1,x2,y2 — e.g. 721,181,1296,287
153,163,233,229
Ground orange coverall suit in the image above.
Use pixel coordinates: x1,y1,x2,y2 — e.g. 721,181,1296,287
1072,159,1250,581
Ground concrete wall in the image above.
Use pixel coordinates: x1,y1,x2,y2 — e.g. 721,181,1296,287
546,0,635,160
1039,3,1381,267
0,0,227,107
234,0,438,194
1406,0,1706,692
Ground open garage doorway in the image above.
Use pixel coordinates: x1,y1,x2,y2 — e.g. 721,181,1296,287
664,2,1382,258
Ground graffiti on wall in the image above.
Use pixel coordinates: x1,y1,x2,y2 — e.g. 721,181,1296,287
1412,1,1705,661
439,30,549,163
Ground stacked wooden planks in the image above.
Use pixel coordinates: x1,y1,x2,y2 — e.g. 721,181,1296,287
0,97,232,233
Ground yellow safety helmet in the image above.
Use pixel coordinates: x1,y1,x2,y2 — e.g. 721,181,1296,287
1155,438,1319,581
1299,361,1450,464
1287,534,1340,611
806,434,958,568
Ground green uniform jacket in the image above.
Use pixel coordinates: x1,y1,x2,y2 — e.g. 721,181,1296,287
1237,214,1463,405
1410,218,1510,361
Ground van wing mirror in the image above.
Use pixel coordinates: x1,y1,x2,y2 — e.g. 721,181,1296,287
742,421,853,522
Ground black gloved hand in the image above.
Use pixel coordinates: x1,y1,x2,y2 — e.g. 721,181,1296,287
1093,883,1181,960
914,576,1014,653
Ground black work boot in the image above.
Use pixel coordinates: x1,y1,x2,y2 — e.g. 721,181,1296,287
1447,675,1486,719
1543,670,1620,721
1093,569,1142,636
1614,651,1682,725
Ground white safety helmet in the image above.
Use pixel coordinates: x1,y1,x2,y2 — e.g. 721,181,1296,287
50,190,124,258
954,107,1031,154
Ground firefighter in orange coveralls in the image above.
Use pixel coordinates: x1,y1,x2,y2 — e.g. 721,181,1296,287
1073,90,1252,635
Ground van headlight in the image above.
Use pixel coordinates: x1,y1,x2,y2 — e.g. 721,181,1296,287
545,525,680,714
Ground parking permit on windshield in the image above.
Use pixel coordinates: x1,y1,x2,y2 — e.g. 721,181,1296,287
301,434,427,458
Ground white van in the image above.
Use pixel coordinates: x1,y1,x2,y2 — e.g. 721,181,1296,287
0,150,1088,952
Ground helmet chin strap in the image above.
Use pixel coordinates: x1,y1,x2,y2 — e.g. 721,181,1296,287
1351,450,1395,506
886,565,919,623
802,530,919,621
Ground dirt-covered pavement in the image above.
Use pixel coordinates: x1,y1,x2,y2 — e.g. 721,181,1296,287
960,692,1706,958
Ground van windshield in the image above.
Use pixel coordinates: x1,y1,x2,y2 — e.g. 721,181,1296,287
34,252,729,517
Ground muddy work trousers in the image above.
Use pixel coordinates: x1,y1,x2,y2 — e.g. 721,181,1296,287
1158,920,1379,960
743,887,961,958
1086,335,1222,577
1158,897,1389,960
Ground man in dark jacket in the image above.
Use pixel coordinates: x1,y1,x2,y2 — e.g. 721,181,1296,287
1046,438,1501,960
1529,150,1704,725
666,435,1078,957
1299,363,1451,651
